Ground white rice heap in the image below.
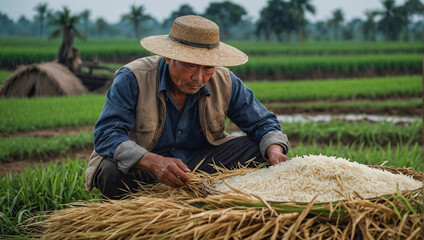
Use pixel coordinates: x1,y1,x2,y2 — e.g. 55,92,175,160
213,155,422,202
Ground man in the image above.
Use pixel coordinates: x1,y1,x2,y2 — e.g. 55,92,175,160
85,15,290,199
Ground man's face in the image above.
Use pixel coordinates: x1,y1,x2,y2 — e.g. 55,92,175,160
165,58,215,95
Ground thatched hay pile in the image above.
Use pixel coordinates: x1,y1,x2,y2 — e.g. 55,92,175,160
0,62,88,98
30,160,423,239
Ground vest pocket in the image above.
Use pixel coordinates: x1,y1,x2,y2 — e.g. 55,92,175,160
208,113,225,133
134,112,157,133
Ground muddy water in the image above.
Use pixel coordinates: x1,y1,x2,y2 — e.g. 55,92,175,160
230,114,421,136
276,114,421,124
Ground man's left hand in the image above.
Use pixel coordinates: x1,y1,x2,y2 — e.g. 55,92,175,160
266,144,290,165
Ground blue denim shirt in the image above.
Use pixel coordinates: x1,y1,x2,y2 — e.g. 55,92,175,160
94,58,287,172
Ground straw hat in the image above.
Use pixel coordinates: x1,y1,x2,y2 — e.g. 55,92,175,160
140,15,248,67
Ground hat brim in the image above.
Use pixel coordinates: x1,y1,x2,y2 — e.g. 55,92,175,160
140,35,248,67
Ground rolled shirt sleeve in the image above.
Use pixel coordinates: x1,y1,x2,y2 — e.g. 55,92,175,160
226,71,289,159
93,68,147,173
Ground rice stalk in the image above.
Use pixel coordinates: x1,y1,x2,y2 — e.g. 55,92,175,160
28,165,423,240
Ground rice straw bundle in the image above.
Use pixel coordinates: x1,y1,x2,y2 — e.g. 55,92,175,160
28,156,423,240
211,155,423,202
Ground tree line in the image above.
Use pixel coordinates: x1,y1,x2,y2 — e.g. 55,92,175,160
1,0,423,42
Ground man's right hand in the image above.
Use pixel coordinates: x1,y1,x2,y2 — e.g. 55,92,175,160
134,152,191,187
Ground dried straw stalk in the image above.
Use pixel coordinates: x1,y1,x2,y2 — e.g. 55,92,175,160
29,166,423,240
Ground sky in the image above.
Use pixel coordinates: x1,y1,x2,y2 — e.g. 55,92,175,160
0,0,409,23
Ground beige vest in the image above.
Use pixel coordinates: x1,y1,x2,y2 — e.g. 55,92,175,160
126,55,235,149
85,55,235,191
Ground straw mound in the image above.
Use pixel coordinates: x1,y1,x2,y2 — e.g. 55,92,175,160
212,155,423,202
29,162,424,240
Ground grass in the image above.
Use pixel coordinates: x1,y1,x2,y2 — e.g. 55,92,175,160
0,132,93,163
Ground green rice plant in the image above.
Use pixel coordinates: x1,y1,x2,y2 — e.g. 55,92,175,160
0,38,149,69
231,54,422,78
0,158,101,236
229,41,423,55
246,75,421,102
0,94,104,132
0,132,94,163
0,76,420,133
283,120,422,146
0,38,422,70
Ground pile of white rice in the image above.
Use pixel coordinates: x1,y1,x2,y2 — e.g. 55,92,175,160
213,155,422,202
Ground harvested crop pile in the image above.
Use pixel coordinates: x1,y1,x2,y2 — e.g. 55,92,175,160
29,158,423,240
213,155,422,202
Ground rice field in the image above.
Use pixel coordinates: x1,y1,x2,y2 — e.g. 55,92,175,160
0,38,422,76
0,132,93,163
0,95,104,132
231,53,422,79
0,76,420,133
0,38,422,238
1,120,421,164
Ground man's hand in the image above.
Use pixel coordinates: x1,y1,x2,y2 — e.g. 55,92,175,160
135,152,191,187
266,144,290,165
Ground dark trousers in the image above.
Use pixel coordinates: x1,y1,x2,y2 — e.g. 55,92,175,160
94,136,266,199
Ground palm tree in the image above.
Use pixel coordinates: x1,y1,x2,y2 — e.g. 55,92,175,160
256,0,295,42
204,1,247,40
290,0,316,42
34,3,49,38
362,10,379,41
96,17,107,38
121,5,151,38
256,7,274,41
163,4,196,30
411,20,424,41
314,21,330,41
399,0,424,41
80,9,91,36
330,8,344,41
377,0,405,41
49,7,85,72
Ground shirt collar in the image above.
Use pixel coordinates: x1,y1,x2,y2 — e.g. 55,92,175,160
158,58,211,97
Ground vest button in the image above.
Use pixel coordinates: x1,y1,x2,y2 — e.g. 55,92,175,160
177,130,182,135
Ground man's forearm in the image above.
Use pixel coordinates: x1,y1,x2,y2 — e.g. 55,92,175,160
259,131,290,159
113,140,148,173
